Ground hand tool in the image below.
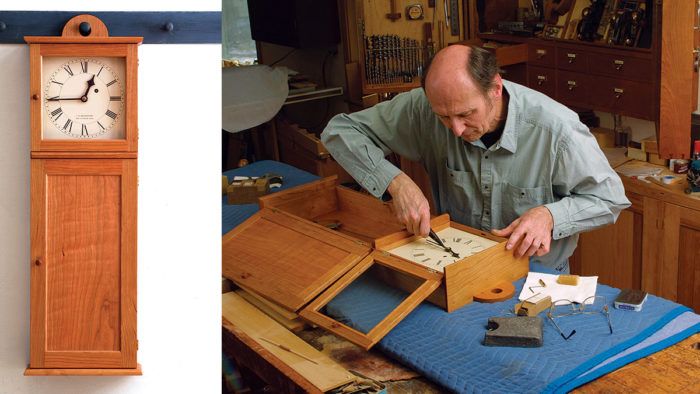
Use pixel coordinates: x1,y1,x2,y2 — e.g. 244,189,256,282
428,229,460,258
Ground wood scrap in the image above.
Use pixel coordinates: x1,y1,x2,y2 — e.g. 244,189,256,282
235,289,306,332
222,292,355,392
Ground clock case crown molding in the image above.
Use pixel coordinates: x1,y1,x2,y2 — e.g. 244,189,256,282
26,14,142,156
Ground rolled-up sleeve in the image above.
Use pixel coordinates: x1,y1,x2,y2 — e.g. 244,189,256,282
544,126,631,240
321,89,427,198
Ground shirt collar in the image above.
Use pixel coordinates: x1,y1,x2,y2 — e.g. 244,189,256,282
496,80,518,153
464,80,518,153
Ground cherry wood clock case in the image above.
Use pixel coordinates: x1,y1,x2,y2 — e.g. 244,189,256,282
24,15,142,376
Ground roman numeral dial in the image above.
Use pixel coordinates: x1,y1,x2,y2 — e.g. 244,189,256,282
42,57,125,139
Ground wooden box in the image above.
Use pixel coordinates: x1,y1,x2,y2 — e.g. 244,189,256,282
223,178,528,349
259,176,403,243
227,177,269,205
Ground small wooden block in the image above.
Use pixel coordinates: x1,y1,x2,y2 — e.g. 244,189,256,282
473,281,515,303
515,295,552,317
222,176,229,194
227,178,269,205
556,274,580,286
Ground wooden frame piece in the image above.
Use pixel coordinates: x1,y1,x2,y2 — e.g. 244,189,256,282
375,214,528,312
299,251,441,350
222,208,371,312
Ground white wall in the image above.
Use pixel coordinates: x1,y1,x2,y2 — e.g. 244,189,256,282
0,2,221,393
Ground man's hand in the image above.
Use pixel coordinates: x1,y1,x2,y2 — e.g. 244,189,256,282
491,206,554,258
387,172,431,236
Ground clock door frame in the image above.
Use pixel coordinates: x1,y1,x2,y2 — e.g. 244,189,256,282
299,250,442,350
28,158,137,370
27,40,140,152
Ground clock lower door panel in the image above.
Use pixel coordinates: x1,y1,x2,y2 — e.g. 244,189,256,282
30,158,137,369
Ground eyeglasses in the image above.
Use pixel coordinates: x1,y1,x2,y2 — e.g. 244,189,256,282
547,295,613,340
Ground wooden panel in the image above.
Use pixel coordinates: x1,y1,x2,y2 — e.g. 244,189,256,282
46,173,120,351
300,251,442,350
30,159,137,369
222,208,371,312
235,289,305,333
223,293,355,392
642,198,680,300
24,365,141,376
576,209,641,290
676,206,700,312
659,0,694,158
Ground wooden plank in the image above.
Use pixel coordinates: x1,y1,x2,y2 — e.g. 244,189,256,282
300,251,441,350
677,206,700,311
235,289,305,333
222,208,371,312
222,292,355,392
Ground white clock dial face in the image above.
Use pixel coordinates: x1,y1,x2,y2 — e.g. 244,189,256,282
388,227,499,272
42,57,125,139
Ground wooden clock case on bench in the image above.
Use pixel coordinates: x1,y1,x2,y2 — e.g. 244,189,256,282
223,177,527,349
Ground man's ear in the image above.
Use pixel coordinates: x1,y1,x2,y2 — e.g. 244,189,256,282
491,74,503,100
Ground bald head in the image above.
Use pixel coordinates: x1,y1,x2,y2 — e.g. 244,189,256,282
423,45,501,98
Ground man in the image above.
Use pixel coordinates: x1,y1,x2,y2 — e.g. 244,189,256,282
321,45,629,272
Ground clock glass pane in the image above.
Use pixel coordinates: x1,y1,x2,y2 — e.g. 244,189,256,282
42,56,125,140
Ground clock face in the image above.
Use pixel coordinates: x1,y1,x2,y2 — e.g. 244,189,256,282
388,227,498,272
42,57,125,139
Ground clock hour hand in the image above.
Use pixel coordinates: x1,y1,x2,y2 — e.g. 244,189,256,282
428,229,460,258
81,75,96,101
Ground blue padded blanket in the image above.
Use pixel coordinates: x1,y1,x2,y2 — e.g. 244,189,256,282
326,266,700,393
222,160,318,234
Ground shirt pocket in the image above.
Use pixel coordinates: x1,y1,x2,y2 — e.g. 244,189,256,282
443,160,480,226
501,182,549,221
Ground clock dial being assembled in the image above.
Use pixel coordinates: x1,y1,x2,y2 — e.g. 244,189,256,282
388,227,498,272
42,57,125,140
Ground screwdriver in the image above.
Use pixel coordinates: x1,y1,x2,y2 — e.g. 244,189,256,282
428,229,460,258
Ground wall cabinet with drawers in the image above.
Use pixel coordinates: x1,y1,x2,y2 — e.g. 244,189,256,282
527,40,655,121
488,0,698,159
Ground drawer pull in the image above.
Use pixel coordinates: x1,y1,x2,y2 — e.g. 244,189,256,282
614,60,624,70
567,80,577,90
537,75,547,85
614,87,624,99
536,49,547,58
567,53,577,63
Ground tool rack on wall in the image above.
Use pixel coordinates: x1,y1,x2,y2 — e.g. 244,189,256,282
341,0,475,106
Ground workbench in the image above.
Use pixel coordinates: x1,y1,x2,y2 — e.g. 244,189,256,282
223,317,700,393
222,160,700,392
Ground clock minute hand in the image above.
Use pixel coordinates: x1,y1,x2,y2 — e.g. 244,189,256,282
47,96,87,101
428,229,460,258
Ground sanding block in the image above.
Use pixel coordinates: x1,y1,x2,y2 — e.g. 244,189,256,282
556,274,580,286
484,316,543,348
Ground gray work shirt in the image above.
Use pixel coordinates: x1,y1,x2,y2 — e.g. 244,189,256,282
321,80,630,271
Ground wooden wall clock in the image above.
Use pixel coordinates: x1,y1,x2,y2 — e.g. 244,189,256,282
24,14,142,376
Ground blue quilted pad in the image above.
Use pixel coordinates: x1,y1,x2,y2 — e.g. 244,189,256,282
326,266,700,393
222,160,319,234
